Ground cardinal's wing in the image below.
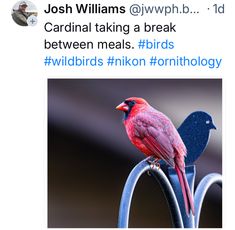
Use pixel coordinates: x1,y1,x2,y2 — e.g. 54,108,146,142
134,114,176,167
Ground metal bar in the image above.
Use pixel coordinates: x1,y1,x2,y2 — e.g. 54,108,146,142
194,173,222,228
118,158,183,228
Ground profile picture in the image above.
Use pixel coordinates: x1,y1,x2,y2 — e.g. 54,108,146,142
11,1,38,26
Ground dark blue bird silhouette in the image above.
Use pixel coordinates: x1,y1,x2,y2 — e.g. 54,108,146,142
178,111,216,165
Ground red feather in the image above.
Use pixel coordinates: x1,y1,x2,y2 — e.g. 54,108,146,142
116,97,195,216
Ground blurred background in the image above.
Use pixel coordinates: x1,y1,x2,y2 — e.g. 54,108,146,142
48,79,222,228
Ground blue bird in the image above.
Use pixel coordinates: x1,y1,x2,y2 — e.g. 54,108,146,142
178,111,216,165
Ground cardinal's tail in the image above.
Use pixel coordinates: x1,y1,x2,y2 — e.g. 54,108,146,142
175,165,195,216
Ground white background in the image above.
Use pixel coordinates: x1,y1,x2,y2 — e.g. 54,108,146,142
0,0,234,229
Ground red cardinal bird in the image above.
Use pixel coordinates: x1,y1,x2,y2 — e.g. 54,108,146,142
116,97,195,216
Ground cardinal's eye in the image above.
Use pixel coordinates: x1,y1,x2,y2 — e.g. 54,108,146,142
125,100,136,107
129,100,136,107
206,120,210,124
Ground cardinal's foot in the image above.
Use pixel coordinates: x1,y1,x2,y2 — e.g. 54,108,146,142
147,157,160,170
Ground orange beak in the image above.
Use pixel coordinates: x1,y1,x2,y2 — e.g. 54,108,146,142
116,102,129,112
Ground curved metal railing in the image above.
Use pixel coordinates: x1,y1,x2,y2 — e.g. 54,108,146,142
118,158,222,228
118,158,183,228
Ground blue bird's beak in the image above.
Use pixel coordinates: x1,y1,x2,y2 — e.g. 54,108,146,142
211,122,216,130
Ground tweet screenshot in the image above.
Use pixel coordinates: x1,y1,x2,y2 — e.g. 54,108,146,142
1,0,234,229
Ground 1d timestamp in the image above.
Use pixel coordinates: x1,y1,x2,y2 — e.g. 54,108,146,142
208,4,225,14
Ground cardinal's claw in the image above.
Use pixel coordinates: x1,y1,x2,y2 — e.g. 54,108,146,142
147,170,152,176
155,162,160,170
150,162,160,170
147,157,160,170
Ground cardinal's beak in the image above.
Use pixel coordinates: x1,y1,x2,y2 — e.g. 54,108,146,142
116,102,129,112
